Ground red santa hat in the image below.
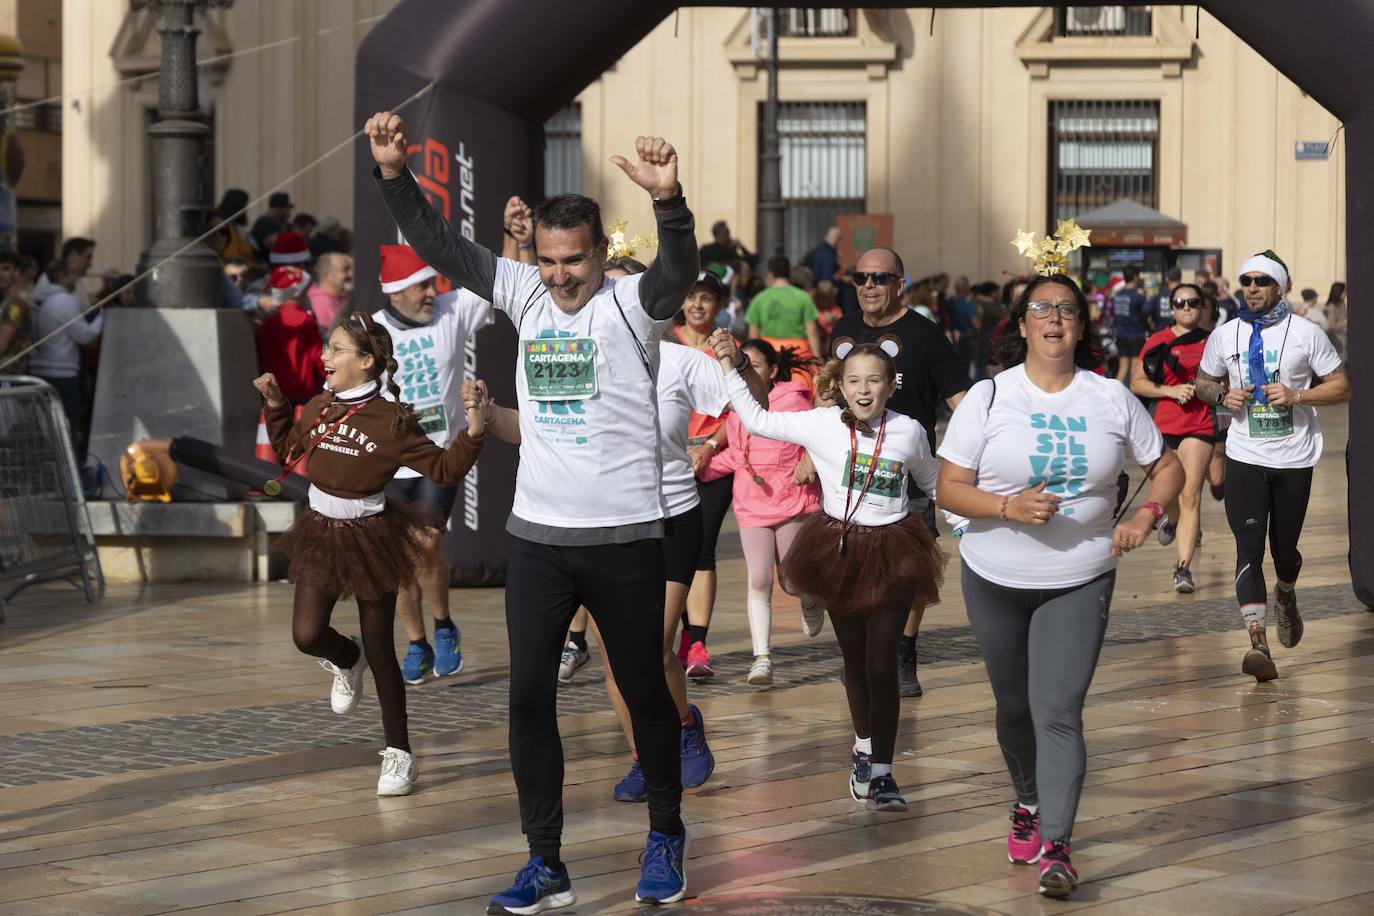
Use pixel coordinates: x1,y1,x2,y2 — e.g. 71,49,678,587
270,231,310,265
379,244,438,294
267,266,310,301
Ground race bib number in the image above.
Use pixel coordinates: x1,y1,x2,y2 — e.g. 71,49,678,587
416,405,448,438
523,338,598,401
1246,401,1294,439
842,452,906,505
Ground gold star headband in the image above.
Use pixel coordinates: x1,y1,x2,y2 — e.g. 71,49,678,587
1012,219,1092,277
607,219,658,261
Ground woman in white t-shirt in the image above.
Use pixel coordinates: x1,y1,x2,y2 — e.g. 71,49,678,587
936,274,1183,900
1194,252,1349,683
708,329,945,815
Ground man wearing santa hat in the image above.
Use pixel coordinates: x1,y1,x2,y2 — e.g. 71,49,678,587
1196,250,1349,683
256,266,322,405
372,245,494,685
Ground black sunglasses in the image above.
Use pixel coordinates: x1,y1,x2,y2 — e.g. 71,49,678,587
1239,274,1276,288
852,271,898,287
1172,297,1202,310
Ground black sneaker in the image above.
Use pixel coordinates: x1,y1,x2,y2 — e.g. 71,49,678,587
864,774,908,811
1275,587,1304,648
1242,625,1279,682
1173,565,1195,594
848,749,872,803
898,646,923,697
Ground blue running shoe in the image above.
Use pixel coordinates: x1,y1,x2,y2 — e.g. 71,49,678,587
614,758,647,802
635,829,689,904
679,705,715,789
434,624,464,677
849,748,872,803
486,856,575,914
401,642,434,685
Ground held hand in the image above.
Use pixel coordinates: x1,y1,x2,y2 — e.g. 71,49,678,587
504,196,534,244
364,111,408,178
1173,384,1196,405
253,372,285,408
1262,382,1297,406
610,136,680,199
1111,516,1153,557
462,379,487,436
1008,481,1062,526
793,454,818,486
1221,385,1254,412
687,445,710,476
709,328,741,373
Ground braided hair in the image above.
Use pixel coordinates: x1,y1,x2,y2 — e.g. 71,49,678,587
330,311,426,439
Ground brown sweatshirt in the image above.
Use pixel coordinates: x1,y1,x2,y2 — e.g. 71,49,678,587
265,391,483,499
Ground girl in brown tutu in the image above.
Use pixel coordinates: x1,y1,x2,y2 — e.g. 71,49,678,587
707,329,945,812
254,311,484,796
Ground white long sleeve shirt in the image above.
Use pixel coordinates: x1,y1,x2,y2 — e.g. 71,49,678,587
724,369,936,527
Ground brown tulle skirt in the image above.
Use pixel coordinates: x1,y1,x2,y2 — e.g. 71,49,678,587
781,512,946,615
273,503,431,601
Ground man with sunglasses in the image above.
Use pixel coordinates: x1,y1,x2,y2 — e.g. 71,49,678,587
828,247,971,696
1195,251,1349,682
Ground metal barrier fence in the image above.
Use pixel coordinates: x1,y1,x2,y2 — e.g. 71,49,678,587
0,376,104,617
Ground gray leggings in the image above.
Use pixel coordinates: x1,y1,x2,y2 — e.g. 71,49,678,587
961,566,1115,843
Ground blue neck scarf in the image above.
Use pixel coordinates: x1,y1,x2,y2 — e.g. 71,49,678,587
1238,299,1289,404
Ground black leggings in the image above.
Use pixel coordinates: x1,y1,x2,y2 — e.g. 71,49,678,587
291,584,409,752
506,536,681,862
1223,457,1313,610
695,474,735,570
829,600,909,765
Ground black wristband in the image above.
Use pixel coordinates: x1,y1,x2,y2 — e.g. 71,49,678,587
502,226,515,239
652,184,685,211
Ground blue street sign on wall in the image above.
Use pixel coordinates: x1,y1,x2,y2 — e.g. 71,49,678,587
1295,141,1330,160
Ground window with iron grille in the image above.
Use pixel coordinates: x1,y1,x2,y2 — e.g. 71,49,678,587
1048,99,1159,225
777,8,855,38
761,101,866,265
10,101,61,133
1055,6,1153,38
544,104,582,197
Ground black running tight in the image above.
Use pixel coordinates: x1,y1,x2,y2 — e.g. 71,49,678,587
1223,457,1312,610
292,584,410,752
829,599,909,765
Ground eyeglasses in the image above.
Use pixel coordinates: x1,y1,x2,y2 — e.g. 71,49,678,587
1172,298,1202,310
1239,274,1276,288
1026,301,1080,320
322,344,365,358
852,271,898,287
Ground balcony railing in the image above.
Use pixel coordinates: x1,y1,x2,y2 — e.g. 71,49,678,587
1056,6,1153,38
776,8,855,38
10,101,62,133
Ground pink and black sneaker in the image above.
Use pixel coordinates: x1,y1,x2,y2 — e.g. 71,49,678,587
1038,840,1078,898
1007,804,1042,864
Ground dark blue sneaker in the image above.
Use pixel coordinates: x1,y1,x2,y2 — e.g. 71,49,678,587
614,758,646,802
486,856,575,914
635,829,689,904
680,705,715,789
848,748,872,803
401,642,434,685
434,624,464,677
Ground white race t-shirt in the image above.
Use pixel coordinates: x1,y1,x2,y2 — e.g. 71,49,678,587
375,289,495,479
658,343,730,516
724,370,937,527
938,365,1164,589
1198,312,1342,469
494,258,670,529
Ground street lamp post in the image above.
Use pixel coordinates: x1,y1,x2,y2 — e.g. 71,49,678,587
757,8,784,262
135,0,231,308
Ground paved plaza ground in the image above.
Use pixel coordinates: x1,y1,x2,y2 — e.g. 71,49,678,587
1,408,1372,914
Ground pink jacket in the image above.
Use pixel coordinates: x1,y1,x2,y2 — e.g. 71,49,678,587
702,380,821,528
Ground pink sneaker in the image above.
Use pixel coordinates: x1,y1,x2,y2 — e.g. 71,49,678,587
676,628,691,667
685,641,715,678
1038,840,1078,898
1007,804,1041,864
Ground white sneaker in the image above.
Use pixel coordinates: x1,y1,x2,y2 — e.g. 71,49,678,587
557,641,590,684
319,636,368,715
800,596,825,637
376,746,417,796
747,655,773,686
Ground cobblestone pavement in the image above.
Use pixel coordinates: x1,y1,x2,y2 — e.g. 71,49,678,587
1,584,1366,786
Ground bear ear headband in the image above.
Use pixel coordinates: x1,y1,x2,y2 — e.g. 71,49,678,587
833,337,900,360
1012,219,1092,277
